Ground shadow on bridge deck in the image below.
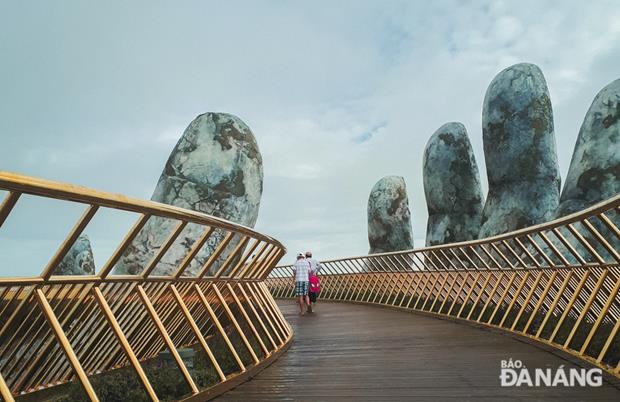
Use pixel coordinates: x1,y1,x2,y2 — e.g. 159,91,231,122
217,301,620,401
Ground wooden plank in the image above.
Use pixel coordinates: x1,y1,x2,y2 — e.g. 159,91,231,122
218,301,620,401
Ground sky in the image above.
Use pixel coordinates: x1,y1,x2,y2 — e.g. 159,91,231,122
1,0,620,276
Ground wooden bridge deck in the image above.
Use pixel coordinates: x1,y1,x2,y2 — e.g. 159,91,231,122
217,301,620,401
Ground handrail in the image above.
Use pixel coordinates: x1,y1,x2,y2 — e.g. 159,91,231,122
280,192,620,267
0,172,291,401
0,171,283,250
267,192,620,379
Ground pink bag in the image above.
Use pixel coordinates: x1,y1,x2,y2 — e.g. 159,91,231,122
309,272,321,293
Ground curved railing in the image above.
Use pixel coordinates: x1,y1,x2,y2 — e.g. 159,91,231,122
0,171,291,401
267,194,620,380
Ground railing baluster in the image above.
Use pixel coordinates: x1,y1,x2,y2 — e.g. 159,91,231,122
245,284,284,345
422,272,445,311
195,284,246,371
93,287,159,401
566,223,605,264
235,283,278,349
213,235,249,278
171,226,215,279
265,208,620,380
563,270,608,348
523,271,558,334
197,232,236,278
99,214,151,279
42,206,99,279
170,284,227,382
582,219,620,262
238,243,271,279
227,284,270,355
551,228,587,265
212,284,259,364
457,272,481,318
476,272,502,322
6,168,620,394
488,273,516,325
466,272,491,320
35,288,99,402
0,370,14,402
510,271,543,330
257,249,285,279
335,261,356,300
467,246,491,269
0,172,289,400
0,191,20,229
597,314,620,364
525,234,555,267
12,284,93,390
549,271,590,343
137,285,199,394
581,276,620,355
141,221,187,278
536,271,573,338
228,239,261,279
538,232,571,267
257,283,292,335
411,274,433,310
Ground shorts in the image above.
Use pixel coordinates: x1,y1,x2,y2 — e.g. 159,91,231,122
309,291,319,303
295,281,309,296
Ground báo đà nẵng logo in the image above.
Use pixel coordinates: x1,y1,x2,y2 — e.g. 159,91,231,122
499,358,602,387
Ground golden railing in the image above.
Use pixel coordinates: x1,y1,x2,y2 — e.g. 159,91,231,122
267,195,620,380
0,172,291,402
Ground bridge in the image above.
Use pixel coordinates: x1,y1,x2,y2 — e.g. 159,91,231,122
0,171,619,401
219,302,620,401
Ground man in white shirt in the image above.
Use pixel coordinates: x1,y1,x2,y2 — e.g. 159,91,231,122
292,253,311,314
305,251,322,274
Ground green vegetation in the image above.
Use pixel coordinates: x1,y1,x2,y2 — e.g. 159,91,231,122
15,319,264,402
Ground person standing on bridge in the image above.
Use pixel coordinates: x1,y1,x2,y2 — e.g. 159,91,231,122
292,253,311,315
305,251,322,313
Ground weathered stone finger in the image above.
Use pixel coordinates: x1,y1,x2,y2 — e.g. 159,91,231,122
367,176,413,254
480,63,560,239
423,122,483,246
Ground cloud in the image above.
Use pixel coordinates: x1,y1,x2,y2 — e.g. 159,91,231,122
352,122,387,144
1,0,620,274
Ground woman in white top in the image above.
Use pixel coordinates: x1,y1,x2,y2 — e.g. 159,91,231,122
305,251,321,312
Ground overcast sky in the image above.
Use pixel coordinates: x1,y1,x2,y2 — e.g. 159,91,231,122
1,1,620,275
